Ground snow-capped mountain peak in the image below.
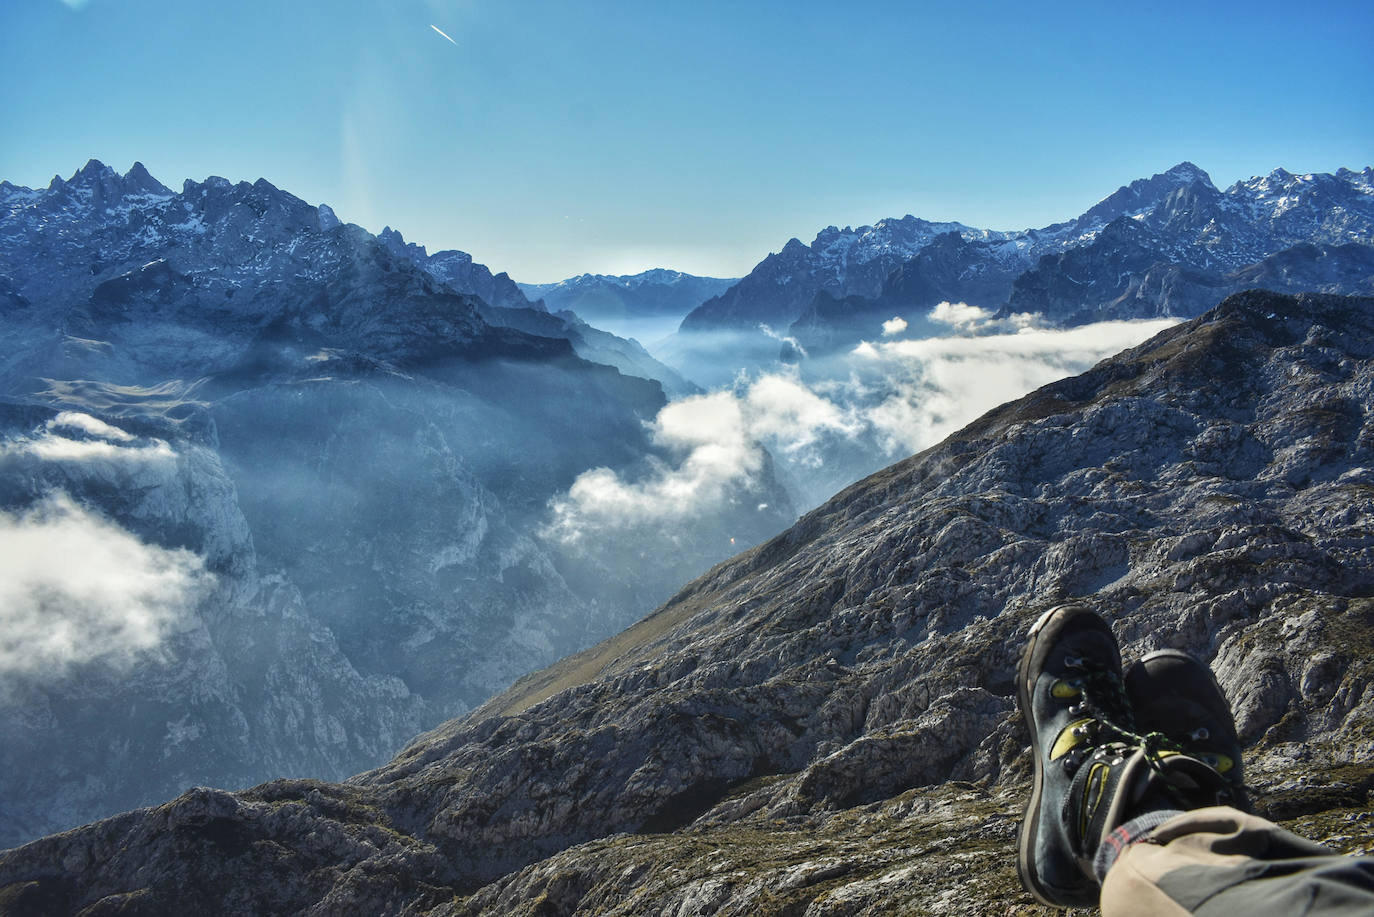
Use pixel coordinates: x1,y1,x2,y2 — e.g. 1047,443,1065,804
1076,161,1217,229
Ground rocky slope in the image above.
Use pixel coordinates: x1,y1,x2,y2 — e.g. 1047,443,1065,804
374,228,696,394
0,403,430,851
376,227,535,313
4,289,1372,914
0,162,792,846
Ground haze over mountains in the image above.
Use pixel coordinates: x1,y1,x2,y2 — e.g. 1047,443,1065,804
1,156,1372,863
0,161,788,845
617,162,1374,514
519,270,736,345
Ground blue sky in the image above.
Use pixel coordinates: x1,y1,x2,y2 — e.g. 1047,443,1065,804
3,0,1372,282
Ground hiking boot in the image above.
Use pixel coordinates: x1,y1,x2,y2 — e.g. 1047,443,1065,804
1124,649,1247,811
1018,608,1244,908
1017,604,1133,908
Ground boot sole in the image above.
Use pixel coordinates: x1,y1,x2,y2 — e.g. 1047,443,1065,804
1016,606,1063,908
1015,605,1102,909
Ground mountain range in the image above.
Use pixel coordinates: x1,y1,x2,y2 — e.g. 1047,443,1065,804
520,270,737,325
680,163,1374,357
2,289,1370,915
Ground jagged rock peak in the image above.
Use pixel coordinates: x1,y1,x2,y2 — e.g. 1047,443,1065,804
180,174,232,194
316,202,341,230
1162,160,1212,183
5,158,543,314
379,225,426,259
45,159,174,200
1079,161,1217,227
124,162,171,195
1335,166,1374,187
73,158,115,181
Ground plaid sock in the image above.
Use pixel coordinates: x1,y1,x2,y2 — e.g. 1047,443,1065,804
1093,809,1185,881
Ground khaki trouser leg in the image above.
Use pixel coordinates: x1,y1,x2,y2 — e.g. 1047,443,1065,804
1100,806,1374,917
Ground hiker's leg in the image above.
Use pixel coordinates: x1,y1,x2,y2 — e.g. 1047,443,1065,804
1015,606,1241,908
1099,805,1374,916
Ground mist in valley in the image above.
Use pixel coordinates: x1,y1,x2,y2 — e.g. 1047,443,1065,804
551,305,1181,548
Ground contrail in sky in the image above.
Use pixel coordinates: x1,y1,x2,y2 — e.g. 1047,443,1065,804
430,24,458,46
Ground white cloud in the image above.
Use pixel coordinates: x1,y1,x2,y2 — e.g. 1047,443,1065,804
928,301,994,329
545,390,760,540
0,494,211,685
881,316,908,336
855,319,1180,452
1,413,177,468
741,374,859,453
545,370,863,540
758,323,808,358
49,411,135,442
20,436,176,464
547,318,1180,536
926,300,1046,335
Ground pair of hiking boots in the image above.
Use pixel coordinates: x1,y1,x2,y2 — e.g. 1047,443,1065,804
1017,605,1247,907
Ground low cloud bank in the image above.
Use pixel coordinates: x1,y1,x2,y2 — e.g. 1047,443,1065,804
0,414,211,689
926,300,1041,334
0,493,211,686
546,391,762,540
548,316,1180,541
855,318,1179,452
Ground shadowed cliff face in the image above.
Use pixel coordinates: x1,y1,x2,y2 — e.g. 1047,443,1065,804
3,291,1374,915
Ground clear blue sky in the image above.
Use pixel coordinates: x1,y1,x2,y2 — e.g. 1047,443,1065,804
3,0,1372,282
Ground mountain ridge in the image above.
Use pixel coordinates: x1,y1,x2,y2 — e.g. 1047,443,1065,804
0,160,692,398
519,270,738,331
676,163,1374,353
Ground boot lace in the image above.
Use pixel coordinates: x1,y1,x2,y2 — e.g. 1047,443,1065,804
1062,657,1186,782
1063,657,1250,811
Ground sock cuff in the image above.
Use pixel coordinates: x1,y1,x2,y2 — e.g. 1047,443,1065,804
1092,809,1185,881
